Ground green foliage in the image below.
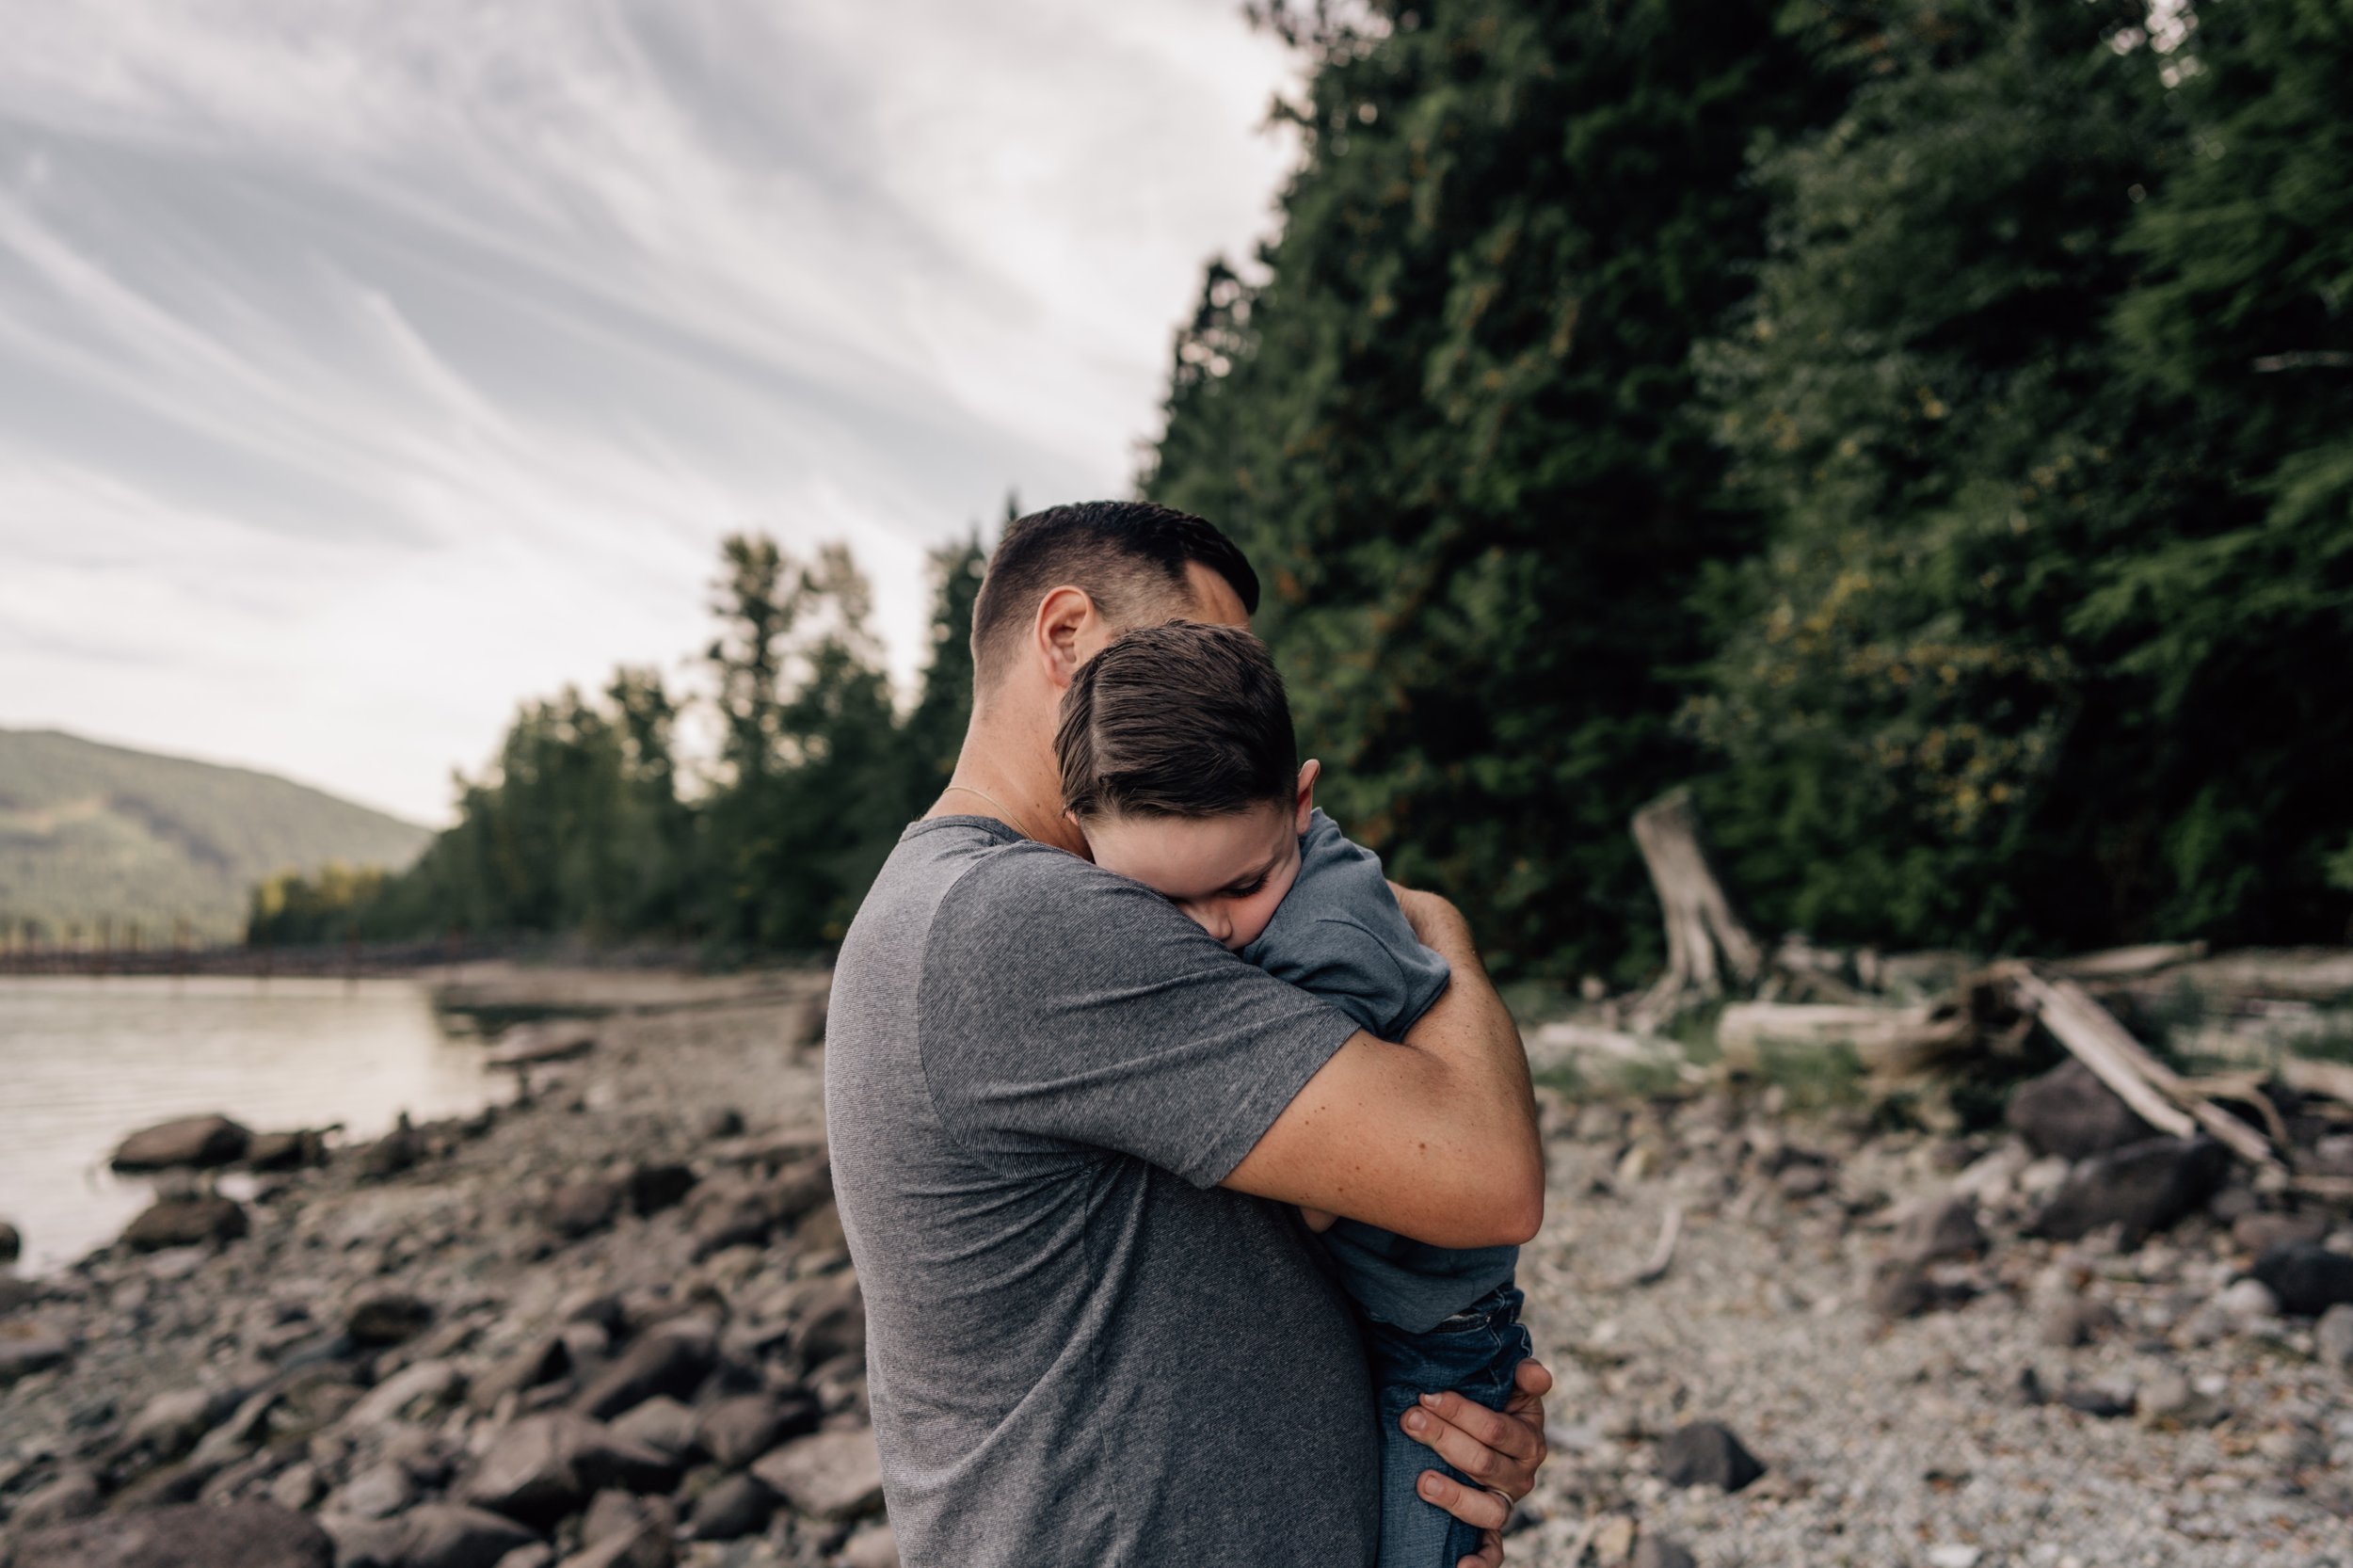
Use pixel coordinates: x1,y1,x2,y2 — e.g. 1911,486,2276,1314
1148,0,1849,981
1693,0,2352,952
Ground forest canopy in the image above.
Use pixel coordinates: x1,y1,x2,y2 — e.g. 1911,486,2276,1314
255,0,2351,979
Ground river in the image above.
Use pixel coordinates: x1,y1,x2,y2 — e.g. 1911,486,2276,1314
0,975,507,1274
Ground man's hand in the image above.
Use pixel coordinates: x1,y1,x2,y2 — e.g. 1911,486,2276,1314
1401,1357,1553,1567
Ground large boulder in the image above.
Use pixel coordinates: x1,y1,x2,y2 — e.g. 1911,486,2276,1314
698,1392,816,1470
111,1114,253,1172
1,1501,330,1568
2028,1137,2228,1247
749,1427,885,1523
2006,1061,2155,1161
461,1413,678,1526
0,1218,20,1262
2250,1243,2353,1319
120,1194,248,1252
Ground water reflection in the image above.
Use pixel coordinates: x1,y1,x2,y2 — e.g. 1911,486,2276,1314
0,975,506,1274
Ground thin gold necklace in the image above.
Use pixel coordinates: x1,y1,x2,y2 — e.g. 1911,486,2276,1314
941,781,1025,836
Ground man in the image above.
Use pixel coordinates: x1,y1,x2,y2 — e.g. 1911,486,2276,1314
826,501,1551,1567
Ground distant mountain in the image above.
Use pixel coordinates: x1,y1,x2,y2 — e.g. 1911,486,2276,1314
0,728,432,944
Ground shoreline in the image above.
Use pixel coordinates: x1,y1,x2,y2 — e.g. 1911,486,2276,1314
4,968,2350,1567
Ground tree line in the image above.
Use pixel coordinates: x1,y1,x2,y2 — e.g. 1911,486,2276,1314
248,530,986,955
256,0,2349,981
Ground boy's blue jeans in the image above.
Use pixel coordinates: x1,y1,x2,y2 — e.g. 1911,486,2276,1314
1362,1282,1532,1568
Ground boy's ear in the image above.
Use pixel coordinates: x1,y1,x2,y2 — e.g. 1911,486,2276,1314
1293,760,1321,833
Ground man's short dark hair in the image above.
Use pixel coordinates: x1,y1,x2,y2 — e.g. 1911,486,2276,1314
971,502,1259,686
1057,622,1296,821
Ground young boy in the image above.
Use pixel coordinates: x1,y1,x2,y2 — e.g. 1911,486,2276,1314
1054,620,1531,1568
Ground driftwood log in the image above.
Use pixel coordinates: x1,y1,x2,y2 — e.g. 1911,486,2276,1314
1716,1001,1974,1084
1630,789,1761,1028
2003,967,2280,1170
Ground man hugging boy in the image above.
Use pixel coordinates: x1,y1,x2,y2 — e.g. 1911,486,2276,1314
1055,620,1532,1568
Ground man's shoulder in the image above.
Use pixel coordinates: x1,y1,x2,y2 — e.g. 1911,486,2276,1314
928,835,1189,961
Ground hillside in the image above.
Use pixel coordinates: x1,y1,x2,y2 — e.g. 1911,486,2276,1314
0,728,432,943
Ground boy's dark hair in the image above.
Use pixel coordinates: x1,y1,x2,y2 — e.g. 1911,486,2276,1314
1057,622,1296,821
971,502,1259,687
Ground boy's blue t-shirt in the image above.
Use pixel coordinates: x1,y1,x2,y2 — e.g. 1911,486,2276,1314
1239,809,1519,1334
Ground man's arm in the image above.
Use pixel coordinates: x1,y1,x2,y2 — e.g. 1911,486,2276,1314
1221,887,1543,1248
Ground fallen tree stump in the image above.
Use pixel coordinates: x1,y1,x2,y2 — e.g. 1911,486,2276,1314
1717,1001,1974,1084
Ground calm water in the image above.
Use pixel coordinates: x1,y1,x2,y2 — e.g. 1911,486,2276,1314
0,975,505,1274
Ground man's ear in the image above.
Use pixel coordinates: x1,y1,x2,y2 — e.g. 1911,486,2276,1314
1294,759,1321,834
1031,585,1098,691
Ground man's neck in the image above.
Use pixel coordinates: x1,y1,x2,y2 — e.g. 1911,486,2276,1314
930,703,1089,857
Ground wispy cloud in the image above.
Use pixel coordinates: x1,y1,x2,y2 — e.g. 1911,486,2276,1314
0,0,1297,822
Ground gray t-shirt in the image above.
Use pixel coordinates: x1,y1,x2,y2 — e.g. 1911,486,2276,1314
825,816,1379,1568
1241,810,1519,1334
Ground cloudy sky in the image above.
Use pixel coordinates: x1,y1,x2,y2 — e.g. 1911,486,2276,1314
0,0,1299,824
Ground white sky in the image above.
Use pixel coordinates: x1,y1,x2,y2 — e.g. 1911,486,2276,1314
0,0,1300,824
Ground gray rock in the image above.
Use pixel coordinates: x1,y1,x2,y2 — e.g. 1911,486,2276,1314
336,1460,417,1519
2039,1297,2118,1349
557,1492,673,1568
2216,1276,2281,1323
2232,1211,2329,1256
2314,1303,2353,1371
111,1113,253,1172
121,1193,248,1252
1656,1420,1765,1493
0,1218,18,1263
470,1336,571,1412
2026,1137,2228,1247
461,1412,678,1526
347,1291,435,1348
698,1107,746,1140
348,1358,468,1428
2250,1243,2353,1318
750,1426,886,1522
573,1319,717,1420
1630,1535,1697,1568
698,1392,812,1469
1866,1260,1936,1320
0,1274,38,1315
357,1115,426,1180
0,1327,72,1384
838,1524,900,1568
625,1163,696,1217
123,1385,232,1460
8,1466,102,1528
246,1129,326,1171
544,1178,623,1240
609,1395,699,1460
4,1501,330,1568
2007,1061,2154,1160
688,1472,776,1541
1894,1194,1984,1265
792,1272,866,1368
789,1200,849,1263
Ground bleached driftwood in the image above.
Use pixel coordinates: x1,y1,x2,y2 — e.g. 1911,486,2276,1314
1627,1202,1683,1288
2277,1054,2353,1106
2049,942,2208,982
1716,1001,1974,1082
1629,789,1761,1030
2007,968,2279,1170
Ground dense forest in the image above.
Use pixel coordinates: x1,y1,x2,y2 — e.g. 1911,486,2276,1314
255,0,2351,982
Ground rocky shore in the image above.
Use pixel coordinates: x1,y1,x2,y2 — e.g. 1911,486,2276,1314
4,968,2351,1567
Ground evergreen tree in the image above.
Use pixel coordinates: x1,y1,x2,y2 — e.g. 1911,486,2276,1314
1150,0,1847,979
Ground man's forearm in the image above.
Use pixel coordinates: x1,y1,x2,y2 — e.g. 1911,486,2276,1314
1395,890,1544,1238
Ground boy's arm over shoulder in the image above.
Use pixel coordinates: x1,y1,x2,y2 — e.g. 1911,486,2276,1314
1245,811,1449,1036
917,841,1360,1189
1222,880,1542,1251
